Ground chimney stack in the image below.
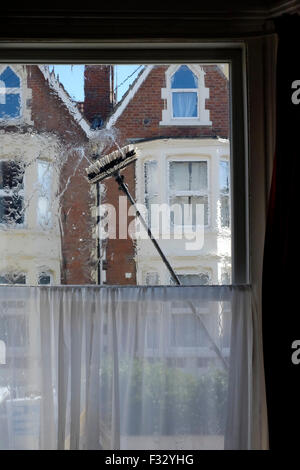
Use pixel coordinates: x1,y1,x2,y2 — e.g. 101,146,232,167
83,65,114,128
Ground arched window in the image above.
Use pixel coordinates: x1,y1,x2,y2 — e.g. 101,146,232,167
160,64,211,126
0,66,21,119
171,65,198,118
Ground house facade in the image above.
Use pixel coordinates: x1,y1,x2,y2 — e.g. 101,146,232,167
84,64,231,285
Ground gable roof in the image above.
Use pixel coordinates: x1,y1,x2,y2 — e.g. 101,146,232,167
38,65,93,138
106,65,154,129
106,64,228,130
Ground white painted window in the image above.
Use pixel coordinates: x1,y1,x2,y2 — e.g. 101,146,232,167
168,160,209,227
160,64,211,126
37,160,53,229
0,160,25,226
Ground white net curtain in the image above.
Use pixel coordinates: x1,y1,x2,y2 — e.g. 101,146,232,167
0,285,257,450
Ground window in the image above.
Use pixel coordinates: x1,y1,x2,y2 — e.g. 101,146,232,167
144,272,159,285
37,160,52,228
170,273,210,285
0,160,25,226
144,160,158,227
0,66,21,120
169,160,209,227
178,273,210,285
219,160,230,228
38,272,52,285
0,273,26,284
171,65,198,118
160,64,211,126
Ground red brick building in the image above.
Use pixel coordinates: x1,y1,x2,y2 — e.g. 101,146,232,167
0,65,95,285
82,64,230,285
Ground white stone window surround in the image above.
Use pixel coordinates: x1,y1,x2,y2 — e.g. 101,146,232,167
160,64,212,127
0,65,33,126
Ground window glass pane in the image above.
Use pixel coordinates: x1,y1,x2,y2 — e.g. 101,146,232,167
37,161,52,228
220,195,230,228
0,195,24,225
0,161,24,190
219,160,230,228
0,66,20,88
0,63,232,286
171,65,198,89
172,92,197,117
0,67,21,119
170,195,208,226
144,160,159,227
177,274,210,285
145,272,159,285
169,162,207,192
38,273,51,285
220,160,229,193
0,273,26,284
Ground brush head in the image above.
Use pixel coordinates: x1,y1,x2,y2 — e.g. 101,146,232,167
86,145,138,184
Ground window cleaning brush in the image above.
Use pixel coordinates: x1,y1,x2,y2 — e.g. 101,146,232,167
86,144,181,286
85,144,229,370
86,145,138,184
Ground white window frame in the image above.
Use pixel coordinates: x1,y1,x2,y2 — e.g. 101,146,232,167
0,159,25,228
160,64,212,126
167,156,210,230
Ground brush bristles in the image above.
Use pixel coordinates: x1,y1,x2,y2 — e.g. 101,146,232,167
86,145,138,184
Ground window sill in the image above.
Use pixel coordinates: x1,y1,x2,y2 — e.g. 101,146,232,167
159,118,212,127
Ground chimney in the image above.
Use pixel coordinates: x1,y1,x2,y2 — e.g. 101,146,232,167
83,65,114,128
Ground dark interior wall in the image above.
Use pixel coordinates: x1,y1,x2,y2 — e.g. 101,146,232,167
1,2,299,43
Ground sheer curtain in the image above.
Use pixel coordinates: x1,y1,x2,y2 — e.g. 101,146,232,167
172,92,197,117
0,285,257,450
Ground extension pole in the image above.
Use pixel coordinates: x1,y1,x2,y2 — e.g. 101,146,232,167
114,171,229,370
114,172,181,286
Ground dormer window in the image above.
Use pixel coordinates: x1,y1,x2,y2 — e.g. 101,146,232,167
160,64,212,126
0,66,21,120
171,65,198,118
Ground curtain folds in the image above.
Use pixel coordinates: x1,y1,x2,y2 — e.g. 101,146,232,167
0,284,262,450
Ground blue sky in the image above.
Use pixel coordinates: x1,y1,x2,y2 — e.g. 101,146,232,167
50,65,143,103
